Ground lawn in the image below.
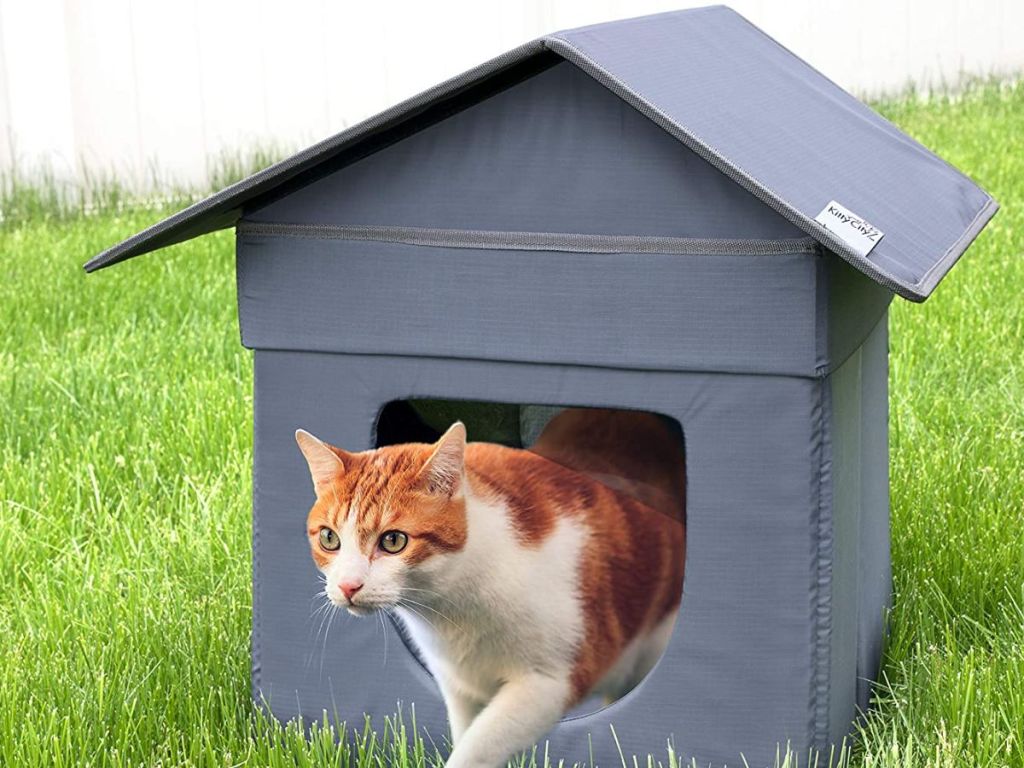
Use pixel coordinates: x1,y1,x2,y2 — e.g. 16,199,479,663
1,80,1022,767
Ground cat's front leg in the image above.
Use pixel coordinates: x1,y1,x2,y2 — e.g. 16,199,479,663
444,672,570,768
441,682,484,746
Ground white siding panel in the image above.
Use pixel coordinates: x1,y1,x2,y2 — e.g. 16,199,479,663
196,0,270,161
0,0,76,176
63,0,141,185
128,1,207,188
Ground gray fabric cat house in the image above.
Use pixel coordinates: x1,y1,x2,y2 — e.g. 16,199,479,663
86,6,996,766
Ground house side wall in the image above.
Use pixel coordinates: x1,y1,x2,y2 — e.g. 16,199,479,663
823,253,893,374
855,316,891,709
246,61,802,241
824,315,891,745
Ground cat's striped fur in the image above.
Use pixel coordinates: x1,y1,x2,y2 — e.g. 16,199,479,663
297,409,685,768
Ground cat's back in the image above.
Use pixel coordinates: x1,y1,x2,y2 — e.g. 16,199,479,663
463,435,683,546
464,441,597,545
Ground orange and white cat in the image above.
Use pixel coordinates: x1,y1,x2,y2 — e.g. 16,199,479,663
296,409,685,768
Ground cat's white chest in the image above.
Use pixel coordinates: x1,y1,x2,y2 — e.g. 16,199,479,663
395,496,587,702
397,609,513,701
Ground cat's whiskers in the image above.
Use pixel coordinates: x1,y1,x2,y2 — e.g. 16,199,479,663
311,592,335,627
319,600,341,681
398,596,463,630
310,588,330,611
377,607,389,667
399,586,461,610
310,605,329,634
314,601,332,644
394,600,440,633
305,590,335,673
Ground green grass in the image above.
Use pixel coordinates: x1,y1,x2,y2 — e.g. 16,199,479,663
1,79,1022,767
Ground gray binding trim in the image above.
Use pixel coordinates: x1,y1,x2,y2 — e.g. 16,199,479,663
913,194,998,294
250,359,263,705
810,375,835,746
237,221,820,256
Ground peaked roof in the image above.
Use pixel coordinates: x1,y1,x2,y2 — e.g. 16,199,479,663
85,5,997,302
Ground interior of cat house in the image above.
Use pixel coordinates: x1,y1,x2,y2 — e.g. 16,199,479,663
85,6,997,767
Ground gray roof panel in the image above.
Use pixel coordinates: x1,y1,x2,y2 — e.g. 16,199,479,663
547,6,997,300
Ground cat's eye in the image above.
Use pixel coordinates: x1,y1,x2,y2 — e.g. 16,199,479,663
318,527,340,552
378,530,408,554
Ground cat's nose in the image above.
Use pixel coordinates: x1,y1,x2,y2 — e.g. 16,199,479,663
339,580,363,602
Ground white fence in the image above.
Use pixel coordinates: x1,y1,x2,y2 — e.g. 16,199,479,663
1,0,1021,191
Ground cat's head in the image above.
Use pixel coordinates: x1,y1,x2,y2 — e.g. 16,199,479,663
295,423,468,616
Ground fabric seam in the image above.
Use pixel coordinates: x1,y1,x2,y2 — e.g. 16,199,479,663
237,221,820,256
251,355,263,705
811,377,835,746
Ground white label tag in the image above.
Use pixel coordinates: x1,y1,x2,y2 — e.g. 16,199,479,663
813,200,884,257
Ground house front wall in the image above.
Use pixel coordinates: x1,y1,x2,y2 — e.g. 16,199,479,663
251,349,842,766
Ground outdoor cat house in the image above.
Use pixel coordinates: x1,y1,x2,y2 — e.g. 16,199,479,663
86,6,997,767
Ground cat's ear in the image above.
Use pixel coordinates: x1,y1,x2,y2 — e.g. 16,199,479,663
419,422,466,498
295,429,346,494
